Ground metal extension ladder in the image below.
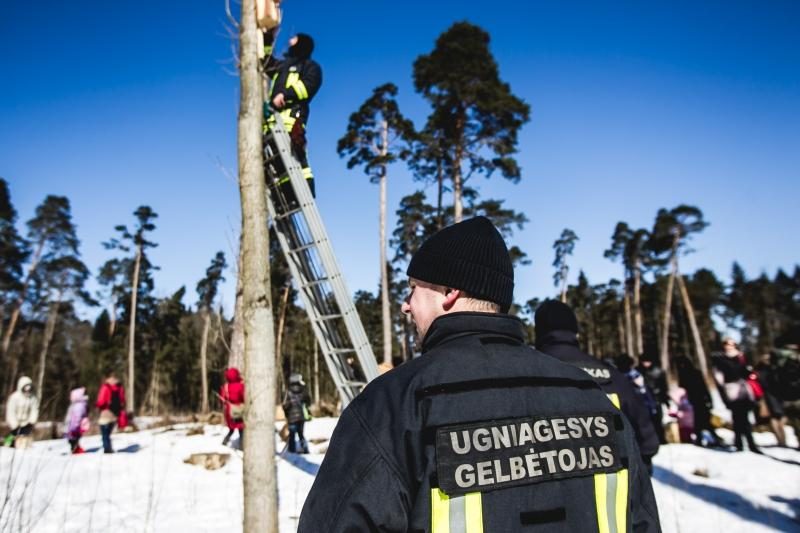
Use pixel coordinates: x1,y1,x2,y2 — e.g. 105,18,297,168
262,112,378,406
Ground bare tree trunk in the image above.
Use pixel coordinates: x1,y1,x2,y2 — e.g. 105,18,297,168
239,4,278,530
1,241,44,358
453,111,465,223
275,284,290,362
559,266,568,303
623,288,634,357
436,159,444,230
36,299,60,397
676,273,709,380
633,262,644,357
313,339,319,405
127,246,142,412
229,240,245,370
275,283,290,400
379,121,392,366
109,304,117,338
659,249,678,382
200,309,211,413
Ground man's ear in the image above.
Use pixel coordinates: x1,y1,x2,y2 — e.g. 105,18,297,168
442,288,462,311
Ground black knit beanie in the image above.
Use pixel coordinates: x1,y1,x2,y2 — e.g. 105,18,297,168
288,33,314,59
406,216,514,311
534,299,579,339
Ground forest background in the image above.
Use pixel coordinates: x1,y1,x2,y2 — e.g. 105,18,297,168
1,1,798,418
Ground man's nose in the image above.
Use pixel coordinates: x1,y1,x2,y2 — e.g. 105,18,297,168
400,300,410,314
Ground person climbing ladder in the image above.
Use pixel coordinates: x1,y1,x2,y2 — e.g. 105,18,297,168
262,27,322,206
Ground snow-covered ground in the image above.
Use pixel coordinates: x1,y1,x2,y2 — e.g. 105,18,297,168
0,419,797,532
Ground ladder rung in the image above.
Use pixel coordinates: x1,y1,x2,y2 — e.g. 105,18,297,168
273,206,303,220
289,242,316,254
331,348,355,354
300,278,329,289
316,313,343,322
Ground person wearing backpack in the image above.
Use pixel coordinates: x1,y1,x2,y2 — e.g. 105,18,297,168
96,372,126,454
220,367,245,446
282,373,311,454
712,339,761,453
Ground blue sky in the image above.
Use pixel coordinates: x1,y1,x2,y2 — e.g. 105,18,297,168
1,1,798,319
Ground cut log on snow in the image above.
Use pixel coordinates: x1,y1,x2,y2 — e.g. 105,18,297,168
184,452,230,470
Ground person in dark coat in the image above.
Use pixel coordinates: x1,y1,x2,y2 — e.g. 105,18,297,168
637,355,669,444
712,339,760,453
674,356,724,448
534,300,660,474
96,373,126,454
298,217,660,532
755,354,787,446
261,29,322,206
220,367,245,446
282,373,311,454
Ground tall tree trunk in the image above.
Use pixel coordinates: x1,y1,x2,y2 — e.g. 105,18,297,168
36,299,61,398
623,287,634,358
436,159,444,230
659,240,679,382
127,246,142,413
313,339,319,405
229,238,245,369
108,304,117,338
676,273,708,380
379,121,392,366
1,240,44,360
275,283,290,400
239,6,278,531
559,265,568,303
452,110,465,223
633,261,644,357
200,308,211,413
617,312,626,357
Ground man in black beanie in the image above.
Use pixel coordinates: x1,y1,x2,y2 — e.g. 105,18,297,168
299,218,661,532
535,299,660,473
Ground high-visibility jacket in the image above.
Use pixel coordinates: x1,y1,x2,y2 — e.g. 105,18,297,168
262,49,322,131
298,313,661,532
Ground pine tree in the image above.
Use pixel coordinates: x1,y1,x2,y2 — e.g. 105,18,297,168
103,206,159,412
647,205,708,380
413,21,530,222
338,83,415,366
553,229,579,303
196,251,227,413
0,178,29,378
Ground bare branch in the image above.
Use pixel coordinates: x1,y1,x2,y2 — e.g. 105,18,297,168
225,0,240,29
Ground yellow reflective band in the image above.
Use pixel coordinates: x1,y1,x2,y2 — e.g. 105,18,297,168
607,393,621,409
431,489,450,533
615,469,629,533
293,79,309,100
302,167,313,179
278,176,290,185
465,492,483,533
431,490,483,533
594,473,611,533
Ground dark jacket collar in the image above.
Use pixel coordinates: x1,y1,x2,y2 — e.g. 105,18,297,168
421,312,527,353
535,329,579,350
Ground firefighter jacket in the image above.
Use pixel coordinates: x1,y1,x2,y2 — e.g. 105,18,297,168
298,312,661,532
536,330,661,461
263,52,322,129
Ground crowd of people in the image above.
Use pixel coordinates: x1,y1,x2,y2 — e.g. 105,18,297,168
1,216,798,531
